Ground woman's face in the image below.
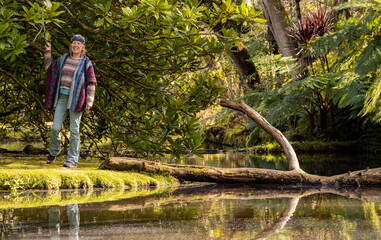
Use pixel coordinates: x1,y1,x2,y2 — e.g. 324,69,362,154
71,41,84,56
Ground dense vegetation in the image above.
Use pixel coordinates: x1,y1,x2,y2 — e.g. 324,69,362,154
1,0,381,157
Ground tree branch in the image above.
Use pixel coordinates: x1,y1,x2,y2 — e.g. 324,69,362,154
220,99,302,172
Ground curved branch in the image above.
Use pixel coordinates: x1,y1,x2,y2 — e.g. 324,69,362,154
220,99,301,172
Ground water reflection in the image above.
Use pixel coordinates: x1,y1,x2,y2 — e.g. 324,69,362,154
1,186,381,239
49,204,79,240
161,152,381,176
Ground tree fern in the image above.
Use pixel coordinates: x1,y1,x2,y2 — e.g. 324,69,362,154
355,36,381,76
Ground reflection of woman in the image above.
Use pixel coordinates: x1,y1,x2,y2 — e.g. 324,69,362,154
44,35,97,168
49,204,80,240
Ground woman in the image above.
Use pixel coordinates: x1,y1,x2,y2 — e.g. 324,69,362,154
44,34,97,168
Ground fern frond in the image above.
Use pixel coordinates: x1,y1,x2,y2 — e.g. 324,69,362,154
355,36,381,76
363,74,381,116
334,0,381,11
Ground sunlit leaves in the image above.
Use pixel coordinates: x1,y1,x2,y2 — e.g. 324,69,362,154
0,0,64,62
355,37,381,77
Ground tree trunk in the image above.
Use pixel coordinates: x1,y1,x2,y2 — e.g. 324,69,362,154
295,0,301,20
101,157,381,187
221,99,301,171
230,43,261,92
259,0,296,59
259,0,310,80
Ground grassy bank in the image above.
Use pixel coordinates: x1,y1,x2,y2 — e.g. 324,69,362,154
0,169,178,191
0,155,179,191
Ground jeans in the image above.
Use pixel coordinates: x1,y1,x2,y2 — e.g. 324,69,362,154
50,94,82,165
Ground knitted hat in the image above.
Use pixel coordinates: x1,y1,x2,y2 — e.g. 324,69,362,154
71,35,85,45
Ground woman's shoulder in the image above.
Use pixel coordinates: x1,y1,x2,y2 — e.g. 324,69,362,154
83,56,96,68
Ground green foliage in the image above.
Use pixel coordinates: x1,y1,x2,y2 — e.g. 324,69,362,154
0,0,264,156
310,0,381,122
241,70,366,142
251,54,296,90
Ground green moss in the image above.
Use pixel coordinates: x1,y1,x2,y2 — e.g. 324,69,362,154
0,169,179,191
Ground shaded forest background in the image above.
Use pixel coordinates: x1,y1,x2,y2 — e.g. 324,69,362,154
1,0,381,158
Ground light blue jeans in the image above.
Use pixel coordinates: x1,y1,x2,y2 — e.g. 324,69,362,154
50,94,82,165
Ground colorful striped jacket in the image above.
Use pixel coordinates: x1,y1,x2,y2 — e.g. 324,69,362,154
45,53,97,113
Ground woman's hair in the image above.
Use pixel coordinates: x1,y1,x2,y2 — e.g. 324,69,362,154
69,34,87,57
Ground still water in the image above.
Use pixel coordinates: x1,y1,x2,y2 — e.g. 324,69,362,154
1,151,381,239
160,152,381,176
1,185,381,240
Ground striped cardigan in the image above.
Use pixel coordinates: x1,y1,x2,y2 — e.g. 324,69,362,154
45,53,97,113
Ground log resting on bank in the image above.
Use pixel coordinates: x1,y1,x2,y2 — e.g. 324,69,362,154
101,157,381,187
101,100,381,188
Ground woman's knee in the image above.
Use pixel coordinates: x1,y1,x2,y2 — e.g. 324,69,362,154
50,126,61,135
70,127,80,138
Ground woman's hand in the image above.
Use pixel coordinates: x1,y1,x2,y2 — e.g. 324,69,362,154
45,42,51,51
84,105,92,111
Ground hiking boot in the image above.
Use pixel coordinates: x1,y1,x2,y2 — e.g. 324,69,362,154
47,154,56,164
63,161,77,168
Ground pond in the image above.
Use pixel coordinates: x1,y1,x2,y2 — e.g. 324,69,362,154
1,146,380,239
160,152,381,176
1,185,380,240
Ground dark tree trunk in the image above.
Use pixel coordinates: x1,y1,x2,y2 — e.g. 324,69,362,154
230,43,261,92
295,0,301,20
259,0,297,59
101,157,381,187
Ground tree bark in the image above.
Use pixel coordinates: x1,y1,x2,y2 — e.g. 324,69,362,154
260,0,296,59
260,0,309,81
101,157,381,187
230,43,261,92
220,99,301,171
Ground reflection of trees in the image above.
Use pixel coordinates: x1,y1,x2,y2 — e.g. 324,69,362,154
2,185,381,239
363,202,381,235
87,185,381,239
254,197,300,240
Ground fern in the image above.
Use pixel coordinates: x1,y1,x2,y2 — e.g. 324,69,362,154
355,36,381,76
333,0,381,11
363,74,381,117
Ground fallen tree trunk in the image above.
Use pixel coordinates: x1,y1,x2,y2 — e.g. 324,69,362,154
100,157,381,187
101,100,381,188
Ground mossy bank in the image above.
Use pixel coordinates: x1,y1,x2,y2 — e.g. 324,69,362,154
0,155,179,191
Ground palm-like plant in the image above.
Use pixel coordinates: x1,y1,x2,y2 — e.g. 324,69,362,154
288,18,316,70
288,10,335,74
